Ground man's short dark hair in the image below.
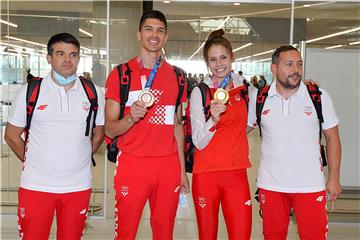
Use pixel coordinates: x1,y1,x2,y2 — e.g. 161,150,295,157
272,45,299,64
139,10,167,32
47,33,80,56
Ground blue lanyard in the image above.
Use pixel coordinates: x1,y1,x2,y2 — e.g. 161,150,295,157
144,57,162,89
218,73,232,89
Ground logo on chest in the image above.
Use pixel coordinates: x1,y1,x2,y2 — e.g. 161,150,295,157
304,105,313,116
82,101,90,111
262,109,271,116
37,104,48,111
234,94,241,102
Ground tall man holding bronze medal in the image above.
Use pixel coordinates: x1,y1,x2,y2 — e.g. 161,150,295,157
105,10,189,240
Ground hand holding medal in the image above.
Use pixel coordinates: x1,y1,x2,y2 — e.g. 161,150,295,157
210,99,227,123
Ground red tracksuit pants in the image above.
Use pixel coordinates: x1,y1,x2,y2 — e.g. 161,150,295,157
114,152,181,240
192,169,252,240
259,188,328,240
17,187,91,240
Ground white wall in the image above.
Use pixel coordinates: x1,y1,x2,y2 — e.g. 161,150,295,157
305,48,360,188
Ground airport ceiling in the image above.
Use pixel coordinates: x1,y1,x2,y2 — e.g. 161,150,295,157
1,1,359,61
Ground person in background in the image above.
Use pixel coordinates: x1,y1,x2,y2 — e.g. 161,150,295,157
190,29,255,240
187,72,198,99
83,72,92,81
251,75,259,88
199,73,205,83
26,68,35,83
258,75,267,89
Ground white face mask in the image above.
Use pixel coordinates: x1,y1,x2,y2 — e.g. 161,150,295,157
53,70,77,85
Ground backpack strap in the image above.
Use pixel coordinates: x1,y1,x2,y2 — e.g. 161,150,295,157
106,63,131,164
116,63,131,119
240,79,250,110
197,82,212,121
78,76,99,167
256,85,270,137
25,77,43,143
306,83,324,141
79,76,98,137
173,66,186,114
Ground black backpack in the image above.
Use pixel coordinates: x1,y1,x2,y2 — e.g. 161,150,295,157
255,82,327,166
106,63,186,163
183,79,250,173
26,75,99,166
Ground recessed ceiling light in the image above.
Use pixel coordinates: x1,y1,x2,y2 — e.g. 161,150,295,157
163,1,171,3
0,19,18,28
233,43,253,53
235,55,251,62
306,18,314,22
252,49,274,57
5,35,46,47
306,26,360,43
79,28,93,38
303,4,311,7
233,2,241,6
349,41,360,45
325,44,343,50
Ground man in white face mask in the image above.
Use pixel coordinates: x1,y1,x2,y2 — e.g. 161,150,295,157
46,34,80,89
5,33,105,239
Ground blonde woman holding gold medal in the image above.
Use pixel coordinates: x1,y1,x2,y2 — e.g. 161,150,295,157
190,29,256,239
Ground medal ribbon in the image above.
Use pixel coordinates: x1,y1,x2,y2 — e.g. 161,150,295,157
218,73,232,89
141,57,162,90
212,73,232,89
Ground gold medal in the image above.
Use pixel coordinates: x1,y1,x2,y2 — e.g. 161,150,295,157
138,89,155,107
214,88,229,104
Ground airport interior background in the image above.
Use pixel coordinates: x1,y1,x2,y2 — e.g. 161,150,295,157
0,0,359,239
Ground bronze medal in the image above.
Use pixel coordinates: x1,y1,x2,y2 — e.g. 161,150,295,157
138,89,155,107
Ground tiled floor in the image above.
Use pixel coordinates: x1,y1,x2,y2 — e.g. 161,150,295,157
1,131,360,239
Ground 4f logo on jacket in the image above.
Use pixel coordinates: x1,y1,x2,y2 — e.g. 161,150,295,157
262,109,271,116
37,104,48,110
